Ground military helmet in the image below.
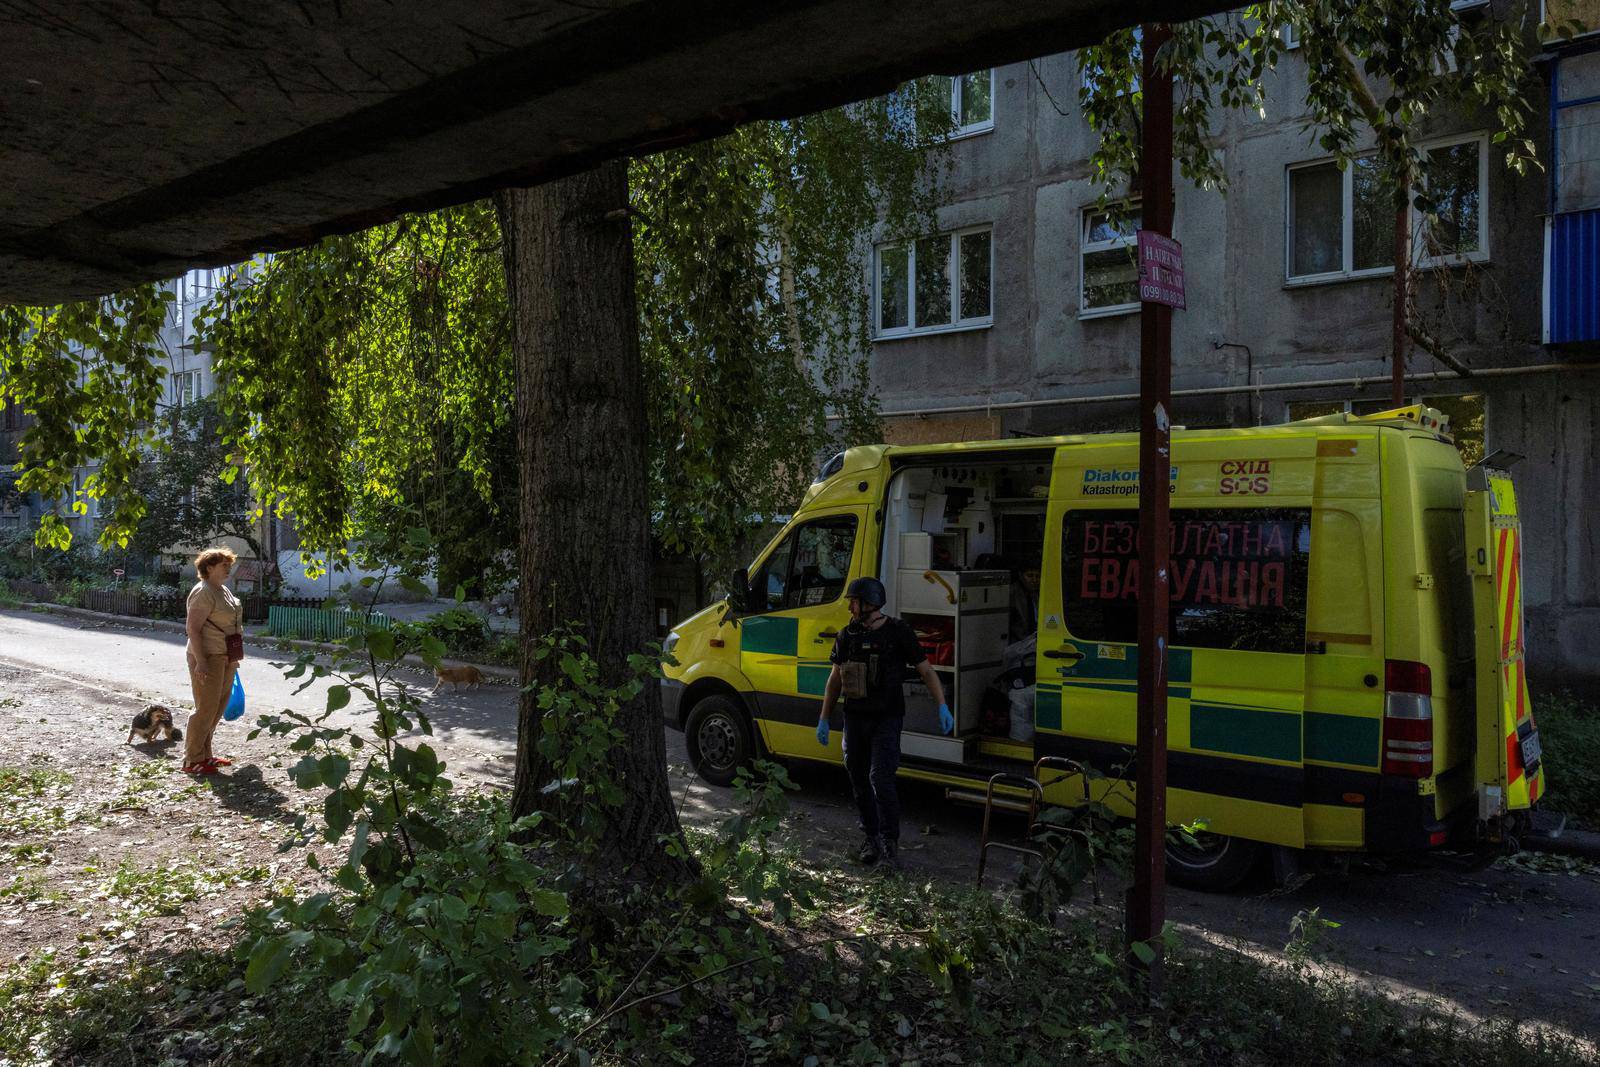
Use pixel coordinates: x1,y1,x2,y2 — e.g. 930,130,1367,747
846,576,887,609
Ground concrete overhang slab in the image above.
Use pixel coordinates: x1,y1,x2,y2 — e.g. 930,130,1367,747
0,0,1224,304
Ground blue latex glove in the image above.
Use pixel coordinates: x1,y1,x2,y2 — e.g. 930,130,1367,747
938,703,954,735
816,718,830,746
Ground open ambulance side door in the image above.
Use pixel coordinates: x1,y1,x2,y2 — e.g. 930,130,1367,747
1465,466,1545,831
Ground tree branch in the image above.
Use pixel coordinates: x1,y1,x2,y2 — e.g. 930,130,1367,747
1405,321,1473,377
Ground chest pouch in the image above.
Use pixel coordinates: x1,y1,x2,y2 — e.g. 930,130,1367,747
839,660,869,700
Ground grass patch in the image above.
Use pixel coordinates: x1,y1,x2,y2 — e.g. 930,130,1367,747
93,859,271,924
0,766,80,837
0,945,346,1066
0,873,64,909
1536,690,1600,829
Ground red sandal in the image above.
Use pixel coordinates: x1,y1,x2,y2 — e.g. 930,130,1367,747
182,762,220,776
207,757,233,767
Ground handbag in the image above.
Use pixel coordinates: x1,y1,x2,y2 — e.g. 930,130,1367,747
208,618,244,661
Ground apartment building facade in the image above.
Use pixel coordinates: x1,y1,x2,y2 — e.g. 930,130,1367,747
862,17,1599,686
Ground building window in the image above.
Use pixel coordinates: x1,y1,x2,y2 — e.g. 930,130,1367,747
1417,137,1487,264
948,70,994,136
875,227,993,337
1287,135,1487,283
172,370,203,407
1080,203,1142,317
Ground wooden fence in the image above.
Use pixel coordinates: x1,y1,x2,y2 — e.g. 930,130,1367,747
266,605,393,642
73,589,326,625
5,578,55,602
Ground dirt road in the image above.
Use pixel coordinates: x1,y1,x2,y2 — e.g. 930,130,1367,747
2,607,1596,1040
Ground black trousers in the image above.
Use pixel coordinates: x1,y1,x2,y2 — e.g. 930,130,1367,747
843,710,903,843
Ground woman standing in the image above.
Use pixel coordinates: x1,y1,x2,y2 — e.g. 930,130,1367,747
183,547,243,775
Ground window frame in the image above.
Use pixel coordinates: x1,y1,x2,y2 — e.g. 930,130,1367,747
873,225,995,340
747,513,860,614
949,69,996,139
1078,200,1144,320
1283,132,1490,286
1415,133,1491,269
171,370,203,407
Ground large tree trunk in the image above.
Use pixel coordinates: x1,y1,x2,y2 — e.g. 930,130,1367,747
494,163,686,879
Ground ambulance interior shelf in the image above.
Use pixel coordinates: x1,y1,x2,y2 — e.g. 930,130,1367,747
880,459,1051,764
897,567,1009,760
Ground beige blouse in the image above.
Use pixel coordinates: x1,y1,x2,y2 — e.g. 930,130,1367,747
188,581,243,656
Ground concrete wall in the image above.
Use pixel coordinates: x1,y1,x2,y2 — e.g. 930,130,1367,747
858,49,1600,691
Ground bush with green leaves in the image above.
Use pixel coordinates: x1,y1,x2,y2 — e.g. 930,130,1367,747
240,525,682,1063
1536,689,1600,829
392,604,495,661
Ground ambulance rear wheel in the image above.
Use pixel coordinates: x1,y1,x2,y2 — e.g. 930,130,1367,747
686,695,754,787
1165,832,1261,892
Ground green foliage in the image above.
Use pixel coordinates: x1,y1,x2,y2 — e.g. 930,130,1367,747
1017,795,1130,921
0,523,97,584
242,524,678,1064
187,85,953,585
632,85,951,576
1534,690,1600,829
394,605,496,659
1076,2,1544,212
104,393,263,560
0,287,171,549
1285,906,1342,963
197,204,513,565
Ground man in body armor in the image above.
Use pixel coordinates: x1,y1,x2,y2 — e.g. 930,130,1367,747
818,576,953,867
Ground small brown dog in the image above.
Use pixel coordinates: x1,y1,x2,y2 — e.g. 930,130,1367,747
432,664,484,693
127,705,183,745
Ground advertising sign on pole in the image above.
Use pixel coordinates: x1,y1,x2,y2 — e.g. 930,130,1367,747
1137,230,1185,310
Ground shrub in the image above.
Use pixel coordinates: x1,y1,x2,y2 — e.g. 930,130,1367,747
400,605,495,658
1536,690,1600,829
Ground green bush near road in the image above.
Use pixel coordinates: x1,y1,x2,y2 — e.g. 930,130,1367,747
1536,690,1600,829
393,605,520,666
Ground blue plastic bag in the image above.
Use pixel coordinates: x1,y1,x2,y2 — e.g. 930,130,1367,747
223,672,245,722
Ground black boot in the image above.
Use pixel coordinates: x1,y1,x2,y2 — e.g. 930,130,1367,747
856,835,881,865
879,837,899,870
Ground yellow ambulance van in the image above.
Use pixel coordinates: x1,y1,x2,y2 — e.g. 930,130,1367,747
661,406,1545,889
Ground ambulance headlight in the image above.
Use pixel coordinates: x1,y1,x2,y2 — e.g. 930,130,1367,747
663,630,680,655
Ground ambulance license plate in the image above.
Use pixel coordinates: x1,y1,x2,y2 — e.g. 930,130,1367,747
1519,729,1542,774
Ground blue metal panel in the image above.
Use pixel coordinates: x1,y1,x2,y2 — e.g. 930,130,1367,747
1548,209,1600,345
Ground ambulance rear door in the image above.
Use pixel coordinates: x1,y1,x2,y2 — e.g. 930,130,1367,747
1465,466,1545,823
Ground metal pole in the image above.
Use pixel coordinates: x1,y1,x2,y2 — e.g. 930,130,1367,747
1128,20,1173,991
1392,202,1408,406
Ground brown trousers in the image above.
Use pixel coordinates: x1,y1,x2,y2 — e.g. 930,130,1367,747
185,653,237,766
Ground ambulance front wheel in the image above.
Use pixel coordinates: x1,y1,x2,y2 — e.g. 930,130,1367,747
686,695,755,787
1165,832,1261,892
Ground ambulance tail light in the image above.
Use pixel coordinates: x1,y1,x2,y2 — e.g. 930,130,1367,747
1383,660,1434,779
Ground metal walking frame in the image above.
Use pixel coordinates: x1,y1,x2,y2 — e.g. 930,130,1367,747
976,756,1101,904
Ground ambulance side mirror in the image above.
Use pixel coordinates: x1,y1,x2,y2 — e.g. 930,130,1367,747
729,567,757,615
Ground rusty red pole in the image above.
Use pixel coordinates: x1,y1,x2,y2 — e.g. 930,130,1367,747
1127,20,1174,991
